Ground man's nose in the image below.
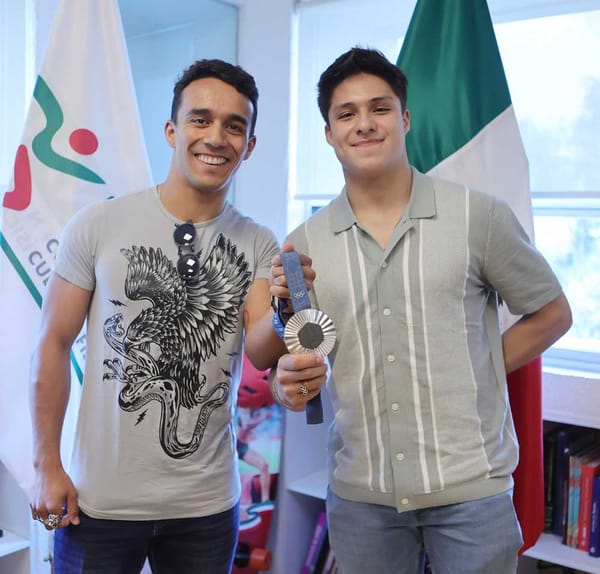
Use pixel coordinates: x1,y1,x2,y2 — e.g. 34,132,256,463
204,123,227,147
355,111,376,134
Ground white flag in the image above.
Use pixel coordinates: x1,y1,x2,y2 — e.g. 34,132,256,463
0,0,152,497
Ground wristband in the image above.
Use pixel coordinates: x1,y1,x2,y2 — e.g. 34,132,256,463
272,311,286,341
269,371,303,412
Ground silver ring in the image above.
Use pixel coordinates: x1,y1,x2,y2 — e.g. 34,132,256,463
42,513,62,529
298,383,309,396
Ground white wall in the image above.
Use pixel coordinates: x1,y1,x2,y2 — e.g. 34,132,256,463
236,0,294,243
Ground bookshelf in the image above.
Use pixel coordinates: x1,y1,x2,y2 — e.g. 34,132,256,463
273,371,600,574
519,371,600,574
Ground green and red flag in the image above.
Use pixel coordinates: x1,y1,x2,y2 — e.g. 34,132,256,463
398,0,543,554
0,0,151,497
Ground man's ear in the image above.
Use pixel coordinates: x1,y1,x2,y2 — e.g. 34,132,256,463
164,120,176,148
325,124,333,147
403,109,411,135
244,135,257,160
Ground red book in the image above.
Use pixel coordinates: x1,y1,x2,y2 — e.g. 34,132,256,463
578,453,600,551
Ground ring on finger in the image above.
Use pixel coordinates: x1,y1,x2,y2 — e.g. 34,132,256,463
42,513,62,530
297,383,309,396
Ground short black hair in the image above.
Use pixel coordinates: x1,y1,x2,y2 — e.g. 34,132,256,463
317,47,408,124
171,59,259,136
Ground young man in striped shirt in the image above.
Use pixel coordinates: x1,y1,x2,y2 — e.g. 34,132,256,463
246,47,572,574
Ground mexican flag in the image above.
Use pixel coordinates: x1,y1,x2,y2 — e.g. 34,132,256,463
0,0,151,497
398,0,543,554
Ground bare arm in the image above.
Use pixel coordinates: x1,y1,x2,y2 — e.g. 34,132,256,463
243,277,288,370
502,292,572,374
30,272,92,528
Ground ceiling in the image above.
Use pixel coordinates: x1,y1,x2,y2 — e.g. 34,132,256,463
118,0,600,38
118,0,237,38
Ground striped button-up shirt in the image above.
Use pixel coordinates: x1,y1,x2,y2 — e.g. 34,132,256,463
288,169,562,512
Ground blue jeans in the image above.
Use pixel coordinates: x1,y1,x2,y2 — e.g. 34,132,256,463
326,489,522,574
53,504,239,574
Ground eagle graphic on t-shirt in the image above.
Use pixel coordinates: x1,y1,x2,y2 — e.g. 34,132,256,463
103,233,251,458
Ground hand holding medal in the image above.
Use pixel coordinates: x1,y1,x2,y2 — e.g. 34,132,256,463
279,250,336,424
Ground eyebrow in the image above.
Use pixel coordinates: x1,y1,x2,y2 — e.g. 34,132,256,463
332,95,395,111
187,108,249,126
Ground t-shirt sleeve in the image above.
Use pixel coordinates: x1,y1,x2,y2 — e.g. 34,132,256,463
253,224,279,280
53,202,102,291
482,197,563,316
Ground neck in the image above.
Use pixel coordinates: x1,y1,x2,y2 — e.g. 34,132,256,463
345,165,413,213
344,166,413,249
157,180,228,223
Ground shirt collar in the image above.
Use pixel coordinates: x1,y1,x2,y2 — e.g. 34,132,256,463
329,167,437,234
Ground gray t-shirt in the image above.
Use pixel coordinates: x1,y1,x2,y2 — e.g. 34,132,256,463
54,186,278,520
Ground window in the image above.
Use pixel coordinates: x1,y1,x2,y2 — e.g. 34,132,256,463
292,0,600,374
496,11,600,372
0,0,34,195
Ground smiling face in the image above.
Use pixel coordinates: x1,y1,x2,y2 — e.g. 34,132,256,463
165,77,256,197
325,73,410,181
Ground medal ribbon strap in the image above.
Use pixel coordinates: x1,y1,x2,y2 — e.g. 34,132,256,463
281,250,323,425
281,251,311,313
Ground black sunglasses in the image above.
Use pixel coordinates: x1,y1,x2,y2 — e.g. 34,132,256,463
173,220,200,279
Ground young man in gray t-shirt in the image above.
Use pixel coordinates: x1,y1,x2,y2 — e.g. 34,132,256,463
29,59,278,573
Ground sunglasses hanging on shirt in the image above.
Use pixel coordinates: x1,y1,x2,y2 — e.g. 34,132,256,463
173,220,200,280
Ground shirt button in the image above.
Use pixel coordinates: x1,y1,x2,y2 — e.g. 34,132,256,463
391,402,399,411
383,308,391,316
387,354,395,363
396,452,405,461
401,498,409,505
382,261,388,268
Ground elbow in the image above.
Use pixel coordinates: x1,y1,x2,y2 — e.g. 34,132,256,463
558,292,573,334
550,292,573,342
245,345,276,372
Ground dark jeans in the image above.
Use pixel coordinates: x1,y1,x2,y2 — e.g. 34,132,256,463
53,503,240,574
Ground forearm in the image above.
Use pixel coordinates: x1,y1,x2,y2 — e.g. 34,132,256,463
502,292,572,374
245,309,289,370
30,338,72,471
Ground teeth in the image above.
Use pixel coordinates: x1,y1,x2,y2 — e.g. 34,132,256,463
197,154,227,165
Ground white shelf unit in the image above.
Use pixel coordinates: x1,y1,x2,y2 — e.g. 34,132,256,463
0,529,29,558
520,371,600,573
0,462,31,574
273,371,600,574
525,533,600,573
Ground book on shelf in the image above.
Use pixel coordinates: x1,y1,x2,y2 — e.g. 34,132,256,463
577,452,600,551
567,442,600,546
314,532,330,574
555,430,594,543
588,474,600,557
550,427,582,538
301,510,328,574
543,426,558,531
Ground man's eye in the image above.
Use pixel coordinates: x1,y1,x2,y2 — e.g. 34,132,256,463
191,117,208,125
374,107,390,114
337,111,353,120
228,123,244,133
